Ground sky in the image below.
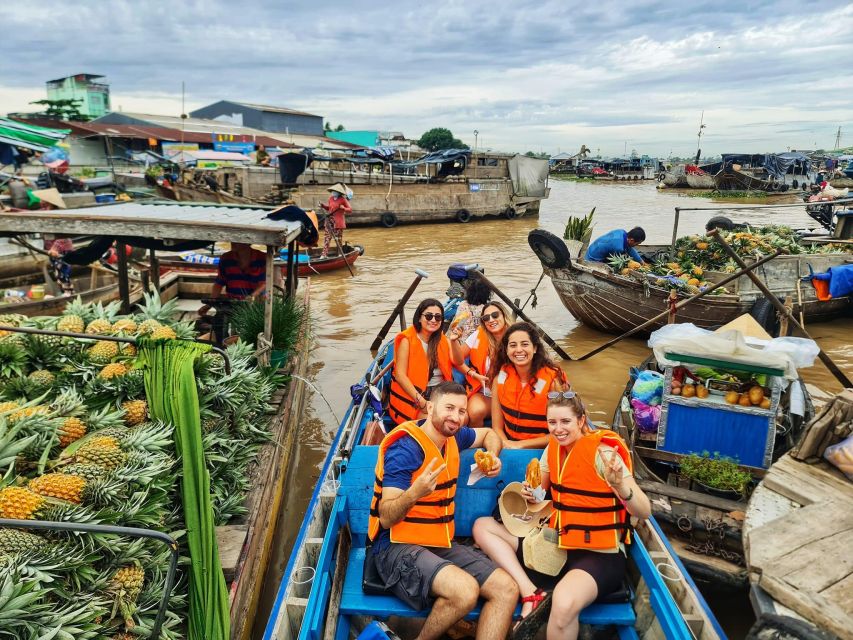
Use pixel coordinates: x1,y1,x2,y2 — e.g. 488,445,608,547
2,0,852,157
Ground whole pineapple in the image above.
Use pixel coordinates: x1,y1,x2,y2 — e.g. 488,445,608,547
75,436,127,469
111,562,145,624
136,319,162,336
99,363,129,380
61,463,108,480
0,528,49,553
29,473,86,504
0,401,20,415
0,313,26,327
9,405,51,424
57,314,85,334
85,318,113,335
0,486,46,519
150,325,177,340
87,340,120,364
111,319,138,334
121,344,137,357
121,400,148,427
59,417,88,447
28,369,55,389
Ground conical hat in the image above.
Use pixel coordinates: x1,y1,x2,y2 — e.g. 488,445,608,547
715,313,772,341
31,188,66,209
327,182,348,195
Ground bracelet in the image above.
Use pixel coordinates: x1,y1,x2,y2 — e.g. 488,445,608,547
464,368,473,377
619,488,634,502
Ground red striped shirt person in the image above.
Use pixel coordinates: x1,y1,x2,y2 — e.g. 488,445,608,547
198,243,267,317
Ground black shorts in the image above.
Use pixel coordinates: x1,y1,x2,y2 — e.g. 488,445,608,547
515,539,625,599
373,541,497,611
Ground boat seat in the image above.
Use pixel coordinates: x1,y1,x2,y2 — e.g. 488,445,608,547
338,446,638,631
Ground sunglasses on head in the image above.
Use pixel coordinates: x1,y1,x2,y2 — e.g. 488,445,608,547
480,311,502,322
547,391,577,400
422,312,443,322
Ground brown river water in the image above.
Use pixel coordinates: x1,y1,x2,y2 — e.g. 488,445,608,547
254,179,853,638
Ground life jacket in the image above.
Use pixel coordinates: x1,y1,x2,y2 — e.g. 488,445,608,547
367,420,458,548
495,365,562,440
547,429,633,551
388,326,454,425
466,326,493,396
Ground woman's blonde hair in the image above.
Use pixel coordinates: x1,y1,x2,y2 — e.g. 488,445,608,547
480,300,512,360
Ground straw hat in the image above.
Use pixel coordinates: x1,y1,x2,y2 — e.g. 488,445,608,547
498,482,554,537
327,182,348,195
31,188,66,209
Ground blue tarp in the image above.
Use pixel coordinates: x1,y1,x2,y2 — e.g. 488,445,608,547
811,264,853,299
720,152,811,179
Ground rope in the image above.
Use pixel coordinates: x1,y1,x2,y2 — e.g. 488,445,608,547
520,271,546,311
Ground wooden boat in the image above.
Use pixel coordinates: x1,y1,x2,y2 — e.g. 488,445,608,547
612,351,813,593
743,390,853,640
714,166,780,192
686,173,715,189
154,243,365,278
528,230,852,335
156,181,256,205
262,343,726,640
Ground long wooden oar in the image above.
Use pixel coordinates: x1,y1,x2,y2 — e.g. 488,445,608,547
469,269,573,360
332,233,355,277
708,229,853,387
370,269,429,351
571,249,786,361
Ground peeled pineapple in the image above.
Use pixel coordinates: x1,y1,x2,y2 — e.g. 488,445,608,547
87,340,120,364
29,473,86,504
0,486,45,519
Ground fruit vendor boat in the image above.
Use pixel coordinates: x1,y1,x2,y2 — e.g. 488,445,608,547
529,202,852,335
612,325,816,593
0,201,314,639
262,339,726,640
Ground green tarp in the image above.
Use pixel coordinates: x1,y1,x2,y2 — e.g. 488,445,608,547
139,339,230,640
0,118,70,152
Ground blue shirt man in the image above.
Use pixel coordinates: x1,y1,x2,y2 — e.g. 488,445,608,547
585,227,646,263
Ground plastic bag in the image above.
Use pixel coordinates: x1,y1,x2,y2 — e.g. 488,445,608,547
824,434,853,480
631,370,664,406
763,337,820,369
631,398,661,434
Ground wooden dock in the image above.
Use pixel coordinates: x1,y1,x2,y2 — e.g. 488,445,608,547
744,453,853,639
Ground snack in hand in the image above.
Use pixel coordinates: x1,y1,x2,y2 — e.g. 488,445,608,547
526,458,542,489
475,449,495,473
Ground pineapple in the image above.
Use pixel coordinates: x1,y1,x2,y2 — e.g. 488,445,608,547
99,363,129,380
691,265,704,277
695,241,709,250
28,369,55,388
29,473,87,504
150,325,177,340
136,319,162,336
61,463,108,480
75,436,127,469
135,288,179,323
0,313,25,327
0,486,45,519
627,260,642,270
0,342,27,378
85,318,113,335
121,343,137,357
90,426,131,441
0,528,48,553
606,253,630,274
59,416,88,447
9,405,50,423
0,401,20,414
57,314,85,334
87,340,120,364
111,562,145,624
121,400,148,426
111,319,138,334
687,278,701,287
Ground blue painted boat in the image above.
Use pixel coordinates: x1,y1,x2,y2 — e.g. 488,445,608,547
263,343,727,640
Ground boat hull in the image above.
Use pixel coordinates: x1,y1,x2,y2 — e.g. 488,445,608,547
686,173,715,189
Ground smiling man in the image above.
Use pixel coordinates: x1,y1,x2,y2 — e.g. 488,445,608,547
367,381,518,640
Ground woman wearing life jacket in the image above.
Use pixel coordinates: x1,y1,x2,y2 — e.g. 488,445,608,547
490,322,568,449
448,301,511,427
388,298,456,425
473,392,651,640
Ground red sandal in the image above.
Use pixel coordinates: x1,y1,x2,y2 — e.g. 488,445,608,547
513,589,552,640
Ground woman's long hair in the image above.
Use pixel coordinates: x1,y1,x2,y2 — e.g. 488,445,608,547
489,322,565,395
465,278,492,306
413,298,445,375
480,301,512,363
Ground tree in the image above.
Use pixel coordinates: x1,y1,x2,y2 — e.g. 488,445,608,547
324,122,346,132
417,127,469,152
30,98,89,121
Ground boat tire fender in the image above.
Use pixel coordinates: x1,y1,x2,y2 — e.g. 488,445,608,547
749,297,780,337
380,212,398,228
659,172,666,181
746,613,836,640
528,229,571,269
504,207,518,220
456,209,472,223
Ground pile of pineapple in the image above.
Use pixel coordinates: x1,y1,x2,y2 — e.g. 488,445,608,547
0,292,280,638
606,224,847,296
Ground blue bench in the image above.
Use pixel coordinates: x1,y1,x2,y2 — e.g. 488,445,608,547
336,445,639,636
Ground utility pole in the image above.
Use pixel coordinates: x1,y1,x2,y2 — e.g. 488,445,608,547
835,126,842,149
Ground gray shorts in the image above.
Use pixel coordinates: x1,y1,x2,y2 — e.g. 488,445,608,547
372,541,497,611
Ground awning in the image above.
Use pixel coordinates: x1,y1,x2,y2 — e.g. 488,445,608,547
0,118,70,152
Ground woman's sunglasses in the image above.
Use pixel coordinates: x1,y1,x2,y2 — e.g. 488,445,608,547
480,311,502,322
547,390,577,400
422,312,443,322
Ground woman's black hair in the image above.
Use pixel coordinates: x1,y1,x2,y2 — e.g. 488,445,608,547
465,278,492,306
413,298,445,374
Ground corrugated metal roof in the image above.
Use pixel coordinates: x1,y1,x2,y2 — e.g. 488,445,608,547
232,102,320,118
0,201,302,246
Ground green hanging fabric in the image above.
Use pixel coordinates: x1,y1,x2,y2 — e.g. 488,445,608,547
139,339,230,640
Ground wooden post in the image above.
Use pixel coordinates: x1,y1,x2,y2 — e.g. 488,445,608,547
149,248,160,292
667,289,678,324
670,207,681,259
285,240,297,297
370,269,429,351
116,241,130,314
263,245,275,344
779,296,792,337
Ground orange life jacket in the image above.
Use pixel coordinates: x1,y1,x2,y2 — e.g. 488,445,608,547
367,420,458,548
466,326,493,396
495,365,562,440
388,326,454,425
547,429,633,551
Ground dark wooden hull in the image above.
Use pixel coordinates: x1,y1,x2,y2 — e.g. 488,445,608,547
156,183,255,205
0,280,124,317
156,244,364,278
714,168,777,192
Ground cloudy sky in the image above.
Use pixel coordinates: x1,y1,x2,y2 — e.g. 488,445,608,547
3,1,852,157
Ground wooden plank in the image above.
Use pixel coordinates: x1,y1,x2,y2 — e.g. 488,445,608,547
217,525,249,581
770,529,853,593
322,526,352,640
760,572,853,640
638,479,745,513
821,572,853,615
635,446,767,478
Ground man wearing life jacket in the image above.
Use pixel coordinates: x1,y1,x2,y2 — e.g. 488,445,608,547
368,381,518,640
473,392,651,640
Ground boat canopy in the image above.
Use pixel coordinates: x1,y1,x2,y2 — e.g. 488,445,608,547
509,154,549,197
0,118,69,154
721,152,811,178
